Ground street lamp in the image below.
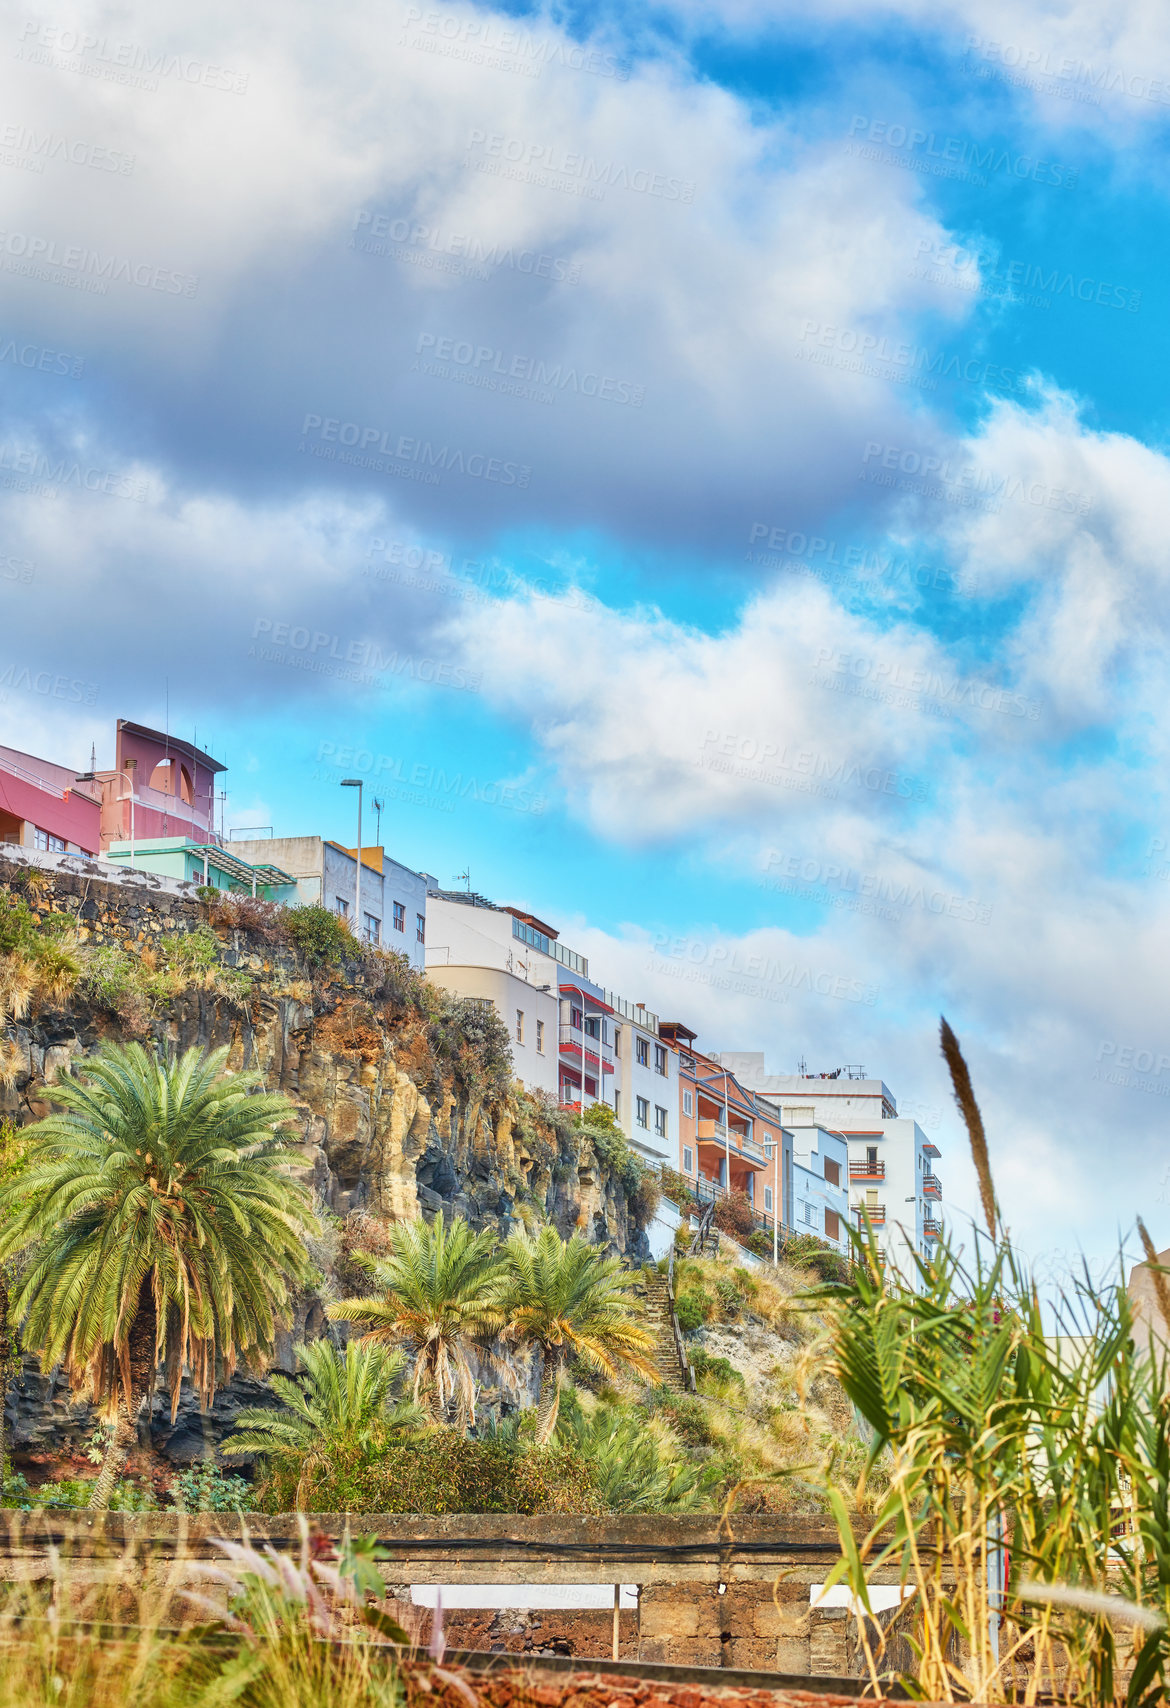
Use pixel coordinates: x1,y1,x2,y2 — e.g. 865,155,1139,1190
76,769,136,863
341,778,362,937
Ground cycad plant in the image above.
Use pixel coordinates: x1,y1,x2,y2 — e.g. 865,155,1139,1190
556,1390,714,1511
815,1017,1170,1707
222,1337,424,1508
503,1225,658,1441
0,1042,318,1509
329,1210,506,1430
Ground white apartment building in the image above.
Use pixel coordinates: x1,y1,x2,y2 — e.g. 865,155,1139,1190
424,889,678,1170
611,1004,679,1170
713,1055,944,1283
424,890,562,1098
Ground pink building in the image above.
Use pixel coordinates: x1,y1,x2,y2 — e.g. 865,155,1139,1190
0,719,225,859
89,720,224,851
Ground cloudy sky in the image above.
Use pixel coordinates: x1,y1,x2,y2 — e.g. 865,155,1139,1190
2,0,1168,1271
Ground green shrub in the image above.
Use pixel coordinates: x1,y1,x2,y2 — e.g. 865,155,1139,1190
257,1430,596,1515
284,904,354,969
689,1346,745,1390
659,1167,697,1212
169,1462,251,1512
781,1231,851,1282
675,1287,711,1332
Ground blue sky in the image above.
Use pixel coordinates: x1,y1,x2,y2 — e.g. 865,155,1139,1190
4,0,1170,1271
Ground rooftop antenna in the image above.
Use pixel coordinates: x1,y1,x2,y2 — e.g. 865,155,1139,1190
797,1055,808,1076
456,868,471,893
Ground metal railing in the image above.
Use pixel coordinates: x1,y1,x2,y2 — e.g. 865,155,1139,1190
849,1157,885,1178
923,1173,942,1197
923,1218,942,1236
854,1203,886,1225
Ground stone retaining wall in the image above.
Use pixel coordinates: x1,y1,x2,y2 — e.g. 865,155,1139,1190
0,1513,886,1675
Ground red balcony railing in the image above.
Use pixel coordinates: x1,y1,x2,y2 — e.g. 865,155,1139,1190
849,1158,885,1179
923,1218,942,1237
923,1173,942,1198
855,1203,886,1225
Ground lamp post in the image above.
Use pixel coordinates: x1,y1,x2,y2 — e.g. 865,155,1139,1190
75,770,135,863
341,778,362,937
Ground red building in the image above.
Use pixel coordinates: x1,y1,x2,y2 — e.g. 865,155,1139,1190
0,744,101,854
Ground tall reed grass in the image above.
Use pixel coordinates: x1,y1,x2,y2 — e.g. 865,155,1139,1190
816,1019,1170,1706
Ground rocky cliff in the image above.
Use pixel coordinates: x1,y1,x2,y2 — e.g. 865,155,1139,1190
0,853,653,1470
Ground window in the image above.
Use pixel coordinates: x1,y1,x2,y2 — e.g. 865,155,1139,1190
570,1007,582,1030
763,1185,773,1213
584,1016,600,1039
802,1202,818,1227
416,914,425,943
763,1133,773,1159
536,1019,545,1054
654,1105,667,1137
825,1209,841,1241
392,901,405,933
654,1043,667,1075
515,1011,524,1044
635,1037,649,1067
683,1145,694,1173
823,1157,841,1187
33,828,66,852
335,896,349,917
636,1096,649,1129
867,1145,878,1170
363,912,380,944
682,1090,693,1117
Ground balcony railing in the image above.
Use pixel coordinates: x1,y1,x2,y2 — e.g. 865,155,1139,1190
854,1203,886,1225
849,1158,885,1179
923,1173,942,1197
696,1117,764,1158
558,1025,614,1075
923,1218,942,1237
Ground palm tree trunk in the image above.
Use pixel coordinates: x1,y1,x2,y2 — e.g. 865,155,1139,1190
535,1348,563,1444
88,1403,140,1510
88,1280,157,1511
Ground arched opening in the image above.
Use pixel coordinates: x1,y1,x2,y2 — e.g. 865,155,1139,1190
148,758,194,802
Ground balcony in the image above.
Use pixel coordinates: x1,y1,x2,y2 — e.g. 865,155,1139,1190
854,1202,886,1225
922,1140,940,1158
923,1173,942,1198
923,1218,942,1238
696,1118,766,1166
849,1158,885,1179
558,1026,615,1075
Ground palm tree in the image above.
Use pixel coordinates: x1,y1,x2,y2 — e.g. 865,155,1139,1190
0,1042,318,1509
328,1211,506,1430
502,1226,659,1442
221,1337,424,1507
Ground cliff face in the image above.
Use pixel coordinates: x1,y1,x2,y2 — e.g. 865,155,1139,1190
0,856,649,1469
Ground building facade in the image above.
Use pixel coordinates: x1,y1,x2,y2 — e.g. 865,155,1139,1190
0,744,101,854
713,1056,943,1280
661,1027,788,1235
231,836,430,970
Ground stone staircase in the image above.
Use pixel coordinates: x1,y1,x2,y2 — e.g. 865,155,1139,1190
643,1273,690,1394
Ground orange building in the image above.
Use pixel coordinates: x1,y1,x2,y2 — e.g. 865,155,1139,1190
658,1021,790,1236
